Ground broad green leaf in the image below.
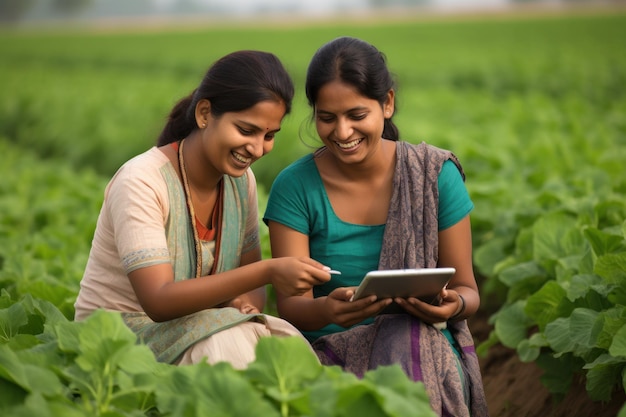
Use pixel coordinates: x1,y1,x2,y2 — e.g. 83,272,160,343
305,380,338,417
337,389,386,417
545,318,576,354
584,227,626,257
498,261,545,288
535,353,577,395
554,254,583,281
5,334,40,351
494,301,533,348
0,302,28,342
609,324,626,357
0,377,28,408
245,336,321,390
51,319,81,354
473,237,509,276
363,366,436,417
0,345,63,396
157,361,279,417
525,281,570,330
586,361,623,402
576,245,595,275
74,310,137,373
517,332,547,363
595,252,626,285
559,227,587,262
117,344,161,374
532,212,577,263
0,393,52,417
302,368,360,416
583,353,623,369
569,308,602,349
596,307,626,350
568,274,610,301
0,290,14,309
609,284,626,306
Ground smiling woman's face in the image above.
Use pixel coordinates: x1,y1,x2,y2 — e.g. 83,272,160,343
314,80,393,163
200,99,286,178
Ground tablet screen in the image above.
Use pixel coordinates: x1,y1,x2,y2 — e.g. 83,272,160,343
351,267,455,305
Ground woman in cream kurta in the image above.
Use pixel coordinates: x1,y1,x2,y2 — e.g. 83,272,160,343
74,50,331,368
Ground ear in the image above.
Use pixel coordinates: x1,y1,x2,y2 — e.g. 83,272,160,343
195,99,211,129
383,89,395,119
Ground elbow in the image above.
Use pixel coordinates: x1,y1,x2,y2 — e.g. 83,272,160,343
144,310,170,323
141,302,174,323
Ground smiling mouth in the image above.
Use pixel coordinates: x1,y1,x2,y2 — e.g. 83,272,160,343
335,138,363,150
232,152,252,164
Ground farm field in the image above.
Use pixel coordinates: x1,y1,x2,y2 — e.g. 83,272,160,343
1,7,625,416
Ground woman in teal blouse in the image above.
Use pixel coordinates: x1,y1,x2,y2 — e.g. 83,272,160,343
264,37,488,416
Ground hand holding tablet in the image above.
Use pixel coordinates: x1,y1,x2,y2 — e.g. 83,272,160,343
350,267,456,306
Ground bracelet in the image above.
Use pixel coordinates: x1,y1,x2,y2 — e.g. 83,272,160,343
450,294,465,321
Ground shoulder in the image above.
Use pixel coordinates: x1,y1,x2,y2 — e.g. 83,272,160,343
105,147,171,198
272,153,317,186
114,147,170,180
400,141,465,181
400,141,451,159
279,153,316,175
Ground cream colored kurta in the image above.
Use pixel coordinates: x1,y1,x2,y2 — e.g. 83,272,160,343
74,146,304,366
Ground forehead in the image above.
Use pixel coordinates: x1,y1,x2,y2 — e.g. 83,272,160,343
229,100,286,130
315,80,378,112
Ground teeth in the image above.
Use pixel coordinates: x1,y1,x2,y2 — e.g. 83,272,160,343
233,152,251,164
336,138,363,149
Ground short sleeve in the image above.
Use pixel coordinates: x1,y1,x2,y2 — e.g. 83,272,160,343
105,163,170,274
437,160,474,230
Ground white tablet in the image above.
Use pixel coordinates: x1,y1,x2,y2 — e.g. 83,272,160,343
351,267,455,305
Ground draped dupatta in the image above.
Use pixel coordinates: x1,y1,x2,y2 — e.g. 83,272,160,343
122,166,262,364
378,141,488,416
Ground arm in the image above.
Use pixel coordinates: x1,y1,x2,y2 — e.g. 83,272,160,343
437,215,479,321
128,255,330,322
393,215,479,323
269,221,392,331
223,246,266,314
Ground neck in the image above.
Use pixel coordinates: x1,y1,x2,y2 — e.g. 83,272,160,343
179,136,222,194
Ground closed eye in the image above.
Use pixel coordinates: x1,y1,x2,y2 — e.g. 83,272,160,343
350,113,367,120
237,126,254,135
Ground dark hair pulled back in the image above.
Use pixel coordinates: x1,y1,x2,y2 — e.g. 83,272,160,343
157,50,294,146
305,36,399,141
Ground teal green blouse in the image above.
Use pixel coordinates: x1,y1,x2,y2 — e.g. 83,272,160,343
264,151,473,341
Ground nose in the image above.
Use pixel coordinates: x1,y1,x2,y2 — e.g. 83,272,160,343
334,118,353,141
245,136,269,159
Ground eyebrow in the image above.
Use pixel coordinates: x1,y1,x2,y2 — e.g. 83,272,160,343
236,120,281,134
316,106,370,115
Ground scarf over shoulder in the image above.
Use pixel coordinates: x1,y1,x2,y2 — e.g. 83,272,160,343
381,141,488,416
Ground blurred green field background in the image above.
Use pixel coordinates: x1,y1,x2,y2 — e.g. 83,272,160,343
1,9,625,407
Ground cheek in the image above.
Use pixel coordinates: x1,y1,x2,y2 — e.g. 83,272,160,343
315,122,332,138
263,141,274,155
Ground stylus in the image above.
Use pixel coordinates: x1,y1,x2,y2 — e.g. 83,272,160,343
329,270,341,275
